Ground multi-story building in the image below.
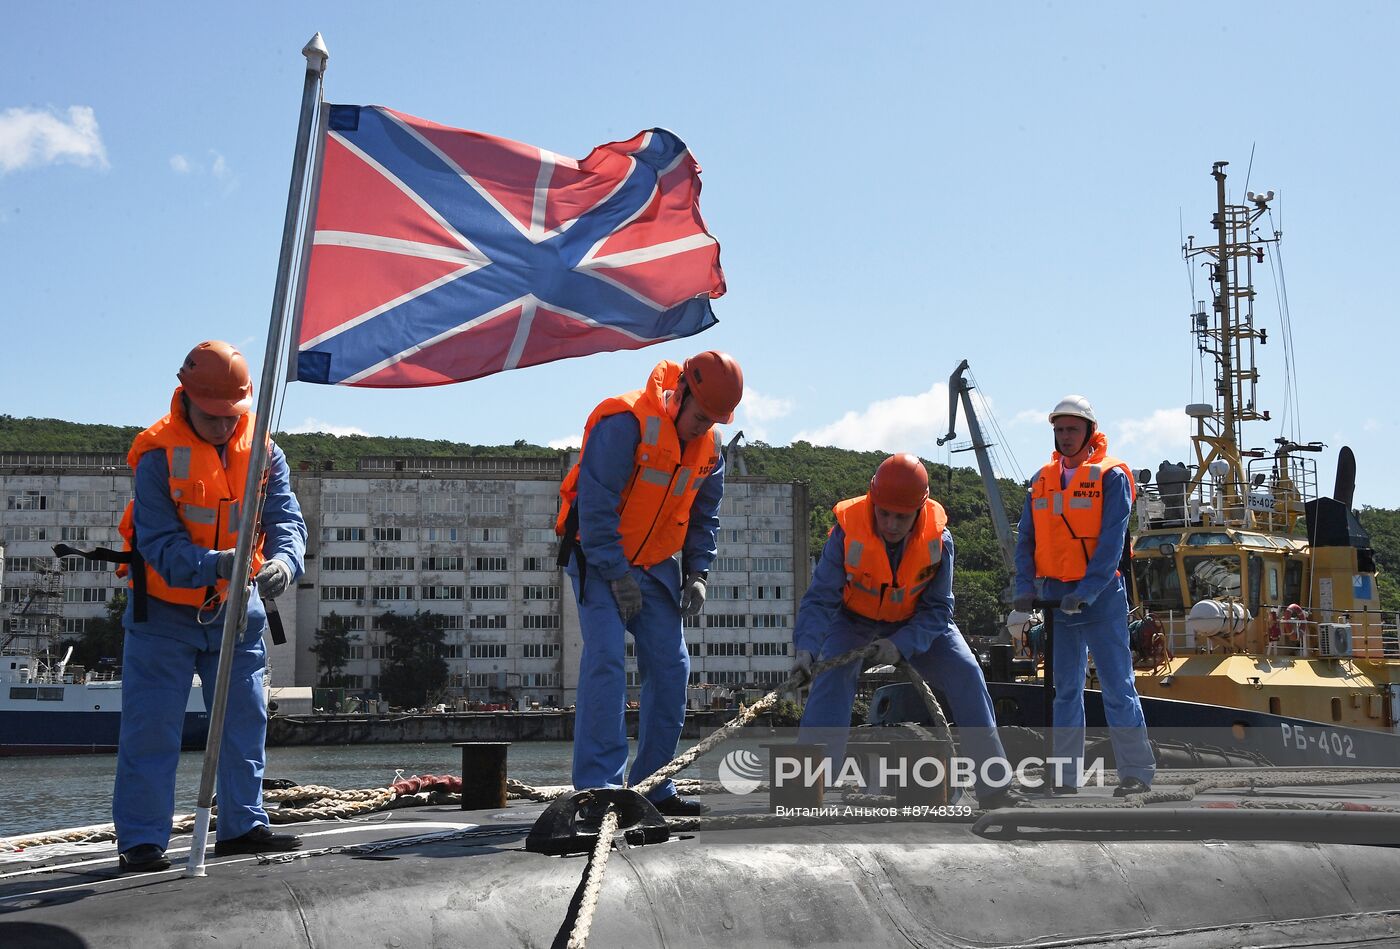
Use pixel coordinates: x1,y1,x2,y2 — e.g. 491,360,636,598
0,451,809,708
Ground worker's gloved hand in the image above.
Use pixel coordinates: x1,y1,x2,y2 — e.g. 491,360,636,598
679,573,707,617
255,559,293,599
214,549,237,580
1012,593,1035,613
1059,593,1089,616
610,574,644,624
869,638,902,667
791,649,814,685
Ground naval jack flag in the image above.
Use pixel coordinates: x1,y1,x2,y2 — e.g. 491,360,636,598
292,105,726,387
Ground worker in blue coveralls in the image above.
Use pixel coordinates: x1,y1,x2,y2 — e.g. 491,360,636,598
555,351,743,816
792,454,1025,810
1012,395,1156,796
112,341,307,873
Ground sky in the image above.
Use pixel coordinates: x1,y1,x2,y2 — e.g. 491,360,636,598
3,1,1397,506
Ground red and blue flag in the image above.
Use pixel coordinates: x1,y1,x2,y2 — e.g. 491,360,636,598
293,105,725,387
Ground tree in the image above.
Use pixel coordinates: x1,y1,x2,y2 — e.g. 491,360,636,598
310,611,353,687
376,610,449,708
61,589,126,672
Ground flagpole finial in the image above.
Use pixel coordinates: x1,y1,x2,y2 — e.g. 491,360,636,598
302,33,329,73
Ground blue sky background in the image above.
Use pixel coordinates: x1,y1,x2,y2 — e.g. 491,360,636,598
3,2,1397,505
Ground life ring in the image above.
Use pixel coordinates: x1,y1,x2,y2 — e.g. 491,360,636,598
1281,603,1308,644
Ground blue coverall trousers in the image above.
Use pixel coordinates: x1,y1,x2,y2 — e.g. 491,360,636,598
570,563,688,802
1041,576,1156,786
113,620,270,852
797,612,1011,798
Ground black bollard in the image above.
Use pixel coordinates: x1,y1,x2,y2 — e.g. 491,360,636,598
456,741,510,810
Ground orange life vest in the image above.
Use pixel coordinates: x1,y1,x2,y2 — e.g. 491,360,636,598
1029,433,1135,582
834,495,948,623
556,361,722,568
117,388,266,609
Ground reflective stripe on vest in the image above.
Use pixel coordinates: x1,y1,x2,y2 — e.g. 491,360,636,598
834,494,948,623
119,387,267,609
1029,448,1135,583
556,360,722,568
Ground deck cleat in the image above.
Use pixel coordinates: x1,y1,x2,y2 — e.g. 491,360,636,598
525,788,670,856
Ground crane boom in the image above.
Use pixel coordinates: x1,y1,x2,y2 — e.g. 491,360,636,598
936,359,1016,571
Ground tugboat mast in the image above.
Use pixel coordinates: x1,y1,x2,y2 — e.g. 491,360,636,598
1183,160,1277,526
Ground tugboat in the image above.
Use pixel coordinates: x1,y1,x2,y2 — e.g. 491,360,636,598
872,162,1399,768
1120,161,1397,757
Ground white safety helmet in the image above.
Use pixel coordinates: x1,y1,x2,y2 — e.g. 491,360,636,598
1048,395,1097,426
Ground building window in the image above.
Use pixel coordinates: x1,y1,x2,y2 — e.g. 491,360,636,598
706,641,747,657
469,643,508,659
752,557,792,572
521,672,559,687
705,614,746,628
478,527,507,543
323,493,369,513
372,527,405,542
522,556,547,572
372,556,416,571
755,586,787,600
709,585,747,600
469,614,509,629
3,526,48,541
469,584,508,600
373,586,414,601
323,527,365,542
374,494,417,515
63,588,108,603
714,557,746,572
321,586,365,601
321,556,367,571
521,615,560,629
522,584,558,600
425,527,459,542
474,556,508,572
522,643,560,658
751,614,791,628
421,495,463,514
423,556,463,571
751,641,790,656
421,585,464,600
6,491,49,511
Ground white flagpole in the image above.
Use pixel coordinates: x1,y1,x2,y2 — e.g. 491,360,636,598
185,32,329,878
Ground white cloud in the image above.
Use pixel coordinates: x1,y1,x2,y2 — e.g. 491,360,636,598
793,382,950,455
1111,408,1190,464
741,388,793,423
284,417,371,437
1362,418,1383,433
547,434,582,450
168,149,233,188
1011,408,1045,427
737,387,794,441
0,106,108,174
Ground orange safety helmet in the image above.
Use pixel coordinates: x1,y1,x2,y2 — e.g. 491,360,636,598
177,340,254,416
681,351,743,424
869,453,930,513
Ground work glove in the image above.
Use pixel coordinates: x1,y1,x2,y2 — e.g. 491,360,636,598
255,559,293,599
1012,593,1035,613
214,549,237,580
679,573,707,617
791,649,814,685
1059,593,1089,616
610,573,644,624
869,638,902,667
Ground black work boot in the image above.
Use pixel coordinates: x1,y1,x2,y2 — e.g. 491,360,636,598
651,795,711,816
214,824,303,856
119,844,171,873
